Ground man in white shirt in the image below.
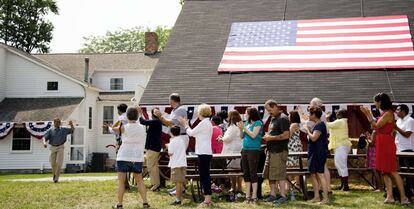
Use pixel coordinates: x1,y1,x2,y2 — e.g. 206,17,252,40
395,104,414,152
395,104,414,195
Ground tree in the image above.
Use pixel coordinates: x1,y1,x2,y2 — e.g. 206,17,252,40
79,26,171,53
0,0,58,53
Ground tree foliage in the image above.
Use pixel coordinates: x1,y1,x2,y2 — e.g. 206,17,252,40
0,0,58,53
79,26,171,53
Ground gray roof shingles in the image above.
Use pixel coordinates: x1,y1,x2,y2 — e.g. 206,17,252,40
98,91,135,101
34,53,160,82
0,98,83,122
141,0,414,105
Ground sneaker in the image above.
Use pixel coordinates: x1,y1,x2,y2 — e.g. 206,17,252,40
112,204,123,209
167,187,176,193
170,200,182,205
143,203,150,208
169,188,185,195
274,196,289,204
264,195,277,202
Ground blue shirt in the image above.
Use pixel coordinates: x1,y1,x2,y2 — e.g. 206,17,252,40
44,127,72,146
242,120,263,151
308,122,328,157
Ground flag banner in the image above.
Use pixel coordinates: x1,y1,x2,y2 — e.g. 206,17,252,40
218,15,414,72
24,122,53,139
0,122,15,139
142,103,414,134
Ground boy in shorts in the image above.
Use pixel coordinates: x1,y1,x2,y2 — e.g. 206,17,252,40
168,126,187,205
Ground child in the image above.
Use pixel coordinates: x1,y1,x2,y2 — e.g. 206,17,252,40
168,126,187,205
112,107,149,209
366,131,384,192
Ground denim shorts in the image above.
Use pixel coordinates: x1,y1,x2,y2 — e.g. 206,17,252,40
116,161,143,173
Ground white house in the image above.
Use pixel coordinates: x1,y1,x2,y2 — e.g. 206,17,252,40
0,41,159,172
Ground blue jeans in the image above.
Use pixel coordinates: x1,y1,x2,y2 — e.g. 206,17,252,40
116,161,143,173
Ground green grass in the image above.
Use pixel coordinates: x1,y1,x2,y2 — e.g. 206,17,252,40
0,173,411,209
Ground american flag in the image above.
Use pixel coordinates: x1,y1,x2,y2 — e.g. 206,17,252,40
218,15,414,72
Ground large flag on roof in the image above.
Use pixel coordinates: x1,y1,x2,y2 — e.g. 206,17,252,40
218,15,414,72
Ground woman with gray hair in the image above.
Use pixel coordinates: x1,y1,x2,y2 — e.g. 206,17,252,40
326,109,352,191
298,97,332,194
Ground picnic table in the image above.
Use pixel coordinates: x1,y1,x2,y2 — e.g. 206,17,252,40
397,152,414,177
185,152,311,201
185,151,414,202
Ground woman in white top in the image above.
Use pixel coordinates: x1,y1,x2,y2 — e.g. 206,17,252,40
180,103,213,207
219,110,243,193
112,107,149,209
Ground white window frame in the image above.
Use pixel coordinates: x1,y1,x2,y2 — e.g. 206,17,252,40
110,78,123,90
102,106,114,135
46,81,59,92
10,128,33,153
66,127,86,164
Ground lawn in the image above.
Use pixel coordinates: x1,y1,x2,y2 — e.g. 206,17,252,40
0,173,411,209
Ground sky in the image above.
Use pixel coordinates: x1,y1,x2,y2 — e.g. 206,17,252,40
46,0,182,53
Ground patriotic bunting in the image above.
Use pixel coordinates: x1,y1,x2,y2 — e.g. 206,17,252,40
24,122,53,139
142,103,414,134
0,122,15,139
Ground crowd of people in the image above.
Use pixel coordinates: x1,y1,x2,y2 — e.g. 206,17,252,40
85,92,413,208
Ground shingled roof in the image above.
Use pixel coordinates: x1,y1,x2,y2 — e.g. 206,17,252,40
34,53,160,82
0,98,83,122
141,0,414,105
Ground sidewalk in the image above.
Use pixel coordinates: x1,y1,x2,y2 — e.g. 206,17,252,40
10,176,117,182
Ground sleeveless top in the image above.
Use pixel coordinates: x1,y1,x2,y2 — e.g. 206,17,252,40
117,122,146,162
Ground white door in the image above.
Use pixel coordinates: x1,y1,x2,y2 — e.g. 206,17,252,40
67,127,86,164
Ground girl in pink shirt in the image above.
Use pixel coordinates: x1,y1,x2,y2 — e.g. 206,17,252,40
211,116,223,154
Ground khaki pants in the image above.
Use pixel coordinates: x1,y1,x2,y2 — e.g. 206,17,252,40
50,145,65,180
145,150,160,186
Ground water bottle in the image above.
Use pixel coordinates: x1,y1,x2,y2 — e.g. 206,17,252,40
229,191,235,202
290,189,296,201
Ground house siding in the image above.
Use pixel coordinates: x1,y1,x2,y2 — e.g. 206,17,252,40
0,134,63,170
0,47,6,102
91,71,152,92
95,101,133,160
6,53,84,98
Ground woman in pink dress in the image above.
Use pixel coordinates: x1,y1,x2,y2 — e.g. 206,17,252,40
361,93,410,205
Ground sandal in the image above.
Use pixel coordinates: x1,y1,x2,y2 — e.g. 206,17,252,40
244,197,251,204
383,199,395,204
143,202,150,208
308,197,320,203
401,198,411,205
319,199,329,205
198,201,212,207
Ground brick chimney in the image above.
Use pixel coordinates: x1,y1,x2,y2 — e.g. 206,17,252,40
144,32,159,55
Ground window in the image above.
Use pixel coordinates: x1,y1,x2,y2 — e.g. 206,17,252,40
110,78,123,90
88,107,93,129
103,106,114,134
12,128,31,151
47,81,59,91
